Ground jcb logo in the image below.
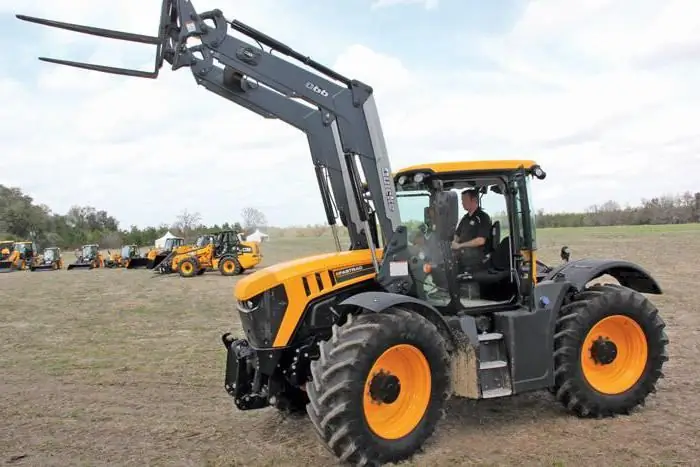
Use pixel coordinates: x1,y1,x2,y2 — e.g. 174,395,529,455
305,82,329,97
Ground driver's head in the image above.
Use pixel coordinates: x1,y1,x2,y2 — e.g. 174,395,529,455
461,189,479,213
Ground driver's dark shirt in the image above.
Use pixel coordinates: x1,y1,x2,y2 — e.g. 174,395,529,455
455,207,491,247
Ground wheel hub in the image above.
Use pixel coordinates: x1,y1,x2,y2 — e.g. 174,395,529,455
368,370,401,404
590,336,617,365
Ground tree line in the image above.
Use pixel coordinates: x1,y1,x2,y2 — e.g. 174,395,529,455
1,184,698,250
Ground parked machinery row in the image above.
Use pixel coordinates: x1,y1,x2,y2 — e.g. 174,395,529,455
0,230,262,277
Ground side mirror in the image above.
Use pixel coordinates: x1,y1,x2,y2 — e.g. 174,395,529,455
434,190,458,242
560,246,571,262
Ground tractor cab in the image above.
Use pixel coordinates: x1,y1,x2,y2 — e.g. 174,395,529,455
164,237,184,251
81,244,99,260
393,160,547,315
43,247,59,263
121,244,139,258
195,234,215,248
14,241,37,260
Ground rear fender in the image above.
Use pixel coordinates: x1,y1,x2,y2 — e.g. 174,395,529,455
543,258,662,294
337,291,457,348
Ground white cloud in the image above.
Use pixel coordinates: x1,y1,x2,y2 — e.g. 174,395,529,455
370,0,438,10
3,0,700,230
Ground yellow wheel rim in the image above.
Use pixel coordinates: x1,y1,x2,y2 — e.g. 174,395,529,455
182,262,193,273
581,315,648,395
223,260,234,272
363,344,431,440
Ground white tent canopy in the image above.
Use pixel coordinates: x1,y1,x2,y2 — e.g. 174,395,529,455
246,229,269,243
155,231,177,248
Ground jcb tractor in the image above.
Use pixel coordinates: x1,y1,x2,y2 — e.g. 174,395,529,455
0,240,13,260
106,244,150,268
67,244,105,270
0,241,37,272
140,236,185,269
153,230,261,278
30,247,64,271
19,3,670,466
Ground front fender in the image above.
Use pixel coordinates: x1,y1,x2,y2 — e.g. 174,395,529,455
338,291,457,346
543,258,662,294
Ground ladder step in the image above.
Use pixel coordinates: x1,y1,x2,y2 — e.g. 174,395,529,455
478,332,503,342
480,360,507,370
482,387,513,399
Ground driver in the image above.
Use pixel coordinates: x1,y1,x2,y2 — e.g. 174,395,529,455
451,189,491,271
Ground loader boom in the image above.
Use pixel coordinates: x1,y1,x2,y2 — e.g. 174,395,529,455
16,0,401,254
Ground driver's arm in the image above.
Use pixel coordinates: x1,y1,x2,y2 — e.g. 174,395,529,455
456,212,491,248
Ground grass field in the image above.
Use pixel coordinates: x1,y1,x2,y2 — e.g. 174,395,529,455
2,224,699,466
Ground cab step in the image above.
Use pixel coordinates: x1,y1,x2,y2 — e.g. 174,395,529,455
477,331,513,398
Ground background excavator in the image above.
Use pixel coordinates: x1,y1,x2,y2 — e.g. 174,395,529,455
0,241,38,272
67,244,105,270
17,3,670,466
30,247,64,271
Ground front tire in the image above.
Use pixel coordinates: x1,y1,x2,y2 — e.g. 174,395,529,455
306,308,450,466
553,283,669,417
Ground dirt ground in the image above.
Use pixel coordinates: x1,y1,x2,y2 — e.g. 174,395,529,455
1,226,699,467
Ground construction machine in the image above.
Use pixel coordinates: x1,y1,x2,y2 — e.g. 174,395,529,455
67,244,105,270
18,3,670,466
0,240,13,260
30,247,64,271
0,241,38,272
107,244,150,268
140,236,185,269
153,230,261,277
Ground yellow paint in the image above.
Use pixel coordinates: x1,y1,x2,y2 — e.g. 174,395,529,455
235,248,385,348
580,315,648,395
363,344,432,439
395,160,537,176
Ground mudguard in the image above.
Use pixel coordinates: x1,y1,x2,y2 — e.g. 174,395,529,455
543,258,662,294
338,291,457,346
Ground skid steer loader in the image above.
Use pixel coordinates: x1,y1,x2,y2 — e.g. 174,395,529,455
18,3,670,466
0,241,38,272
67,244,105,270
107,244,149,268
30,247,64,271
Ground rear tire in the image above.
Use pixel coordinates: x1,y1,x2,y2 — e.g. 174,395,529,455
553,283,669,417
306,308,450,466
219,256,241,276
178,258,198,278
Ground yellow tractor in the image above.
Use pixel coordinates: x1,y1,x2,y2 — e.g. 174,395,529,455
0,240,14,260
67,244,105,270
19,5,670,466
0,241,38,272
153,230,261,278
106,244,150,268
30,247,64,271
139,236,185,269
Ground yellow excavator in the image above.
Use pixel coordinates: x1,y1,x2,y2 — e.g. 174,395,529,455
19,4,671,466
0,241,37,272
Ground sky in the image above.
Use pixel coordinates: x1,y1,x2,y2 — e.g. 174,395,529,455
2,0,699,229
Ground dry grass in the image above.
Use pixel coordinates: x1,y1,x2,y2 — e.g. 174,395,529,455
1,225,699,466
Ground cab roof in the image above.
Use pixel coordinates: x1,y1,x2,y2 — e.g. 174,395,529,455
395,160,537,177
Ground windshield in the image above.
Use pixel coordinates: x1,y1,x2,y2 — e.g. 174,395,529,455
82,245,97,257
121,246,130,257
165,238,183,249
44,249,55,261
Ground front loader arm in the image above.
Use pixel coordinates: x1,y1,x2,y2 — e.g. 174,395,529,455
17,0,401,254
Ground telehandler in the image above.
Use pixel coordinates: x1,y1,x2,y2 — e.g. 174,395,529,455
30,247,64,271
67,244,105,270
0,241,37,272
18,3,670,466
153,230,261,277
